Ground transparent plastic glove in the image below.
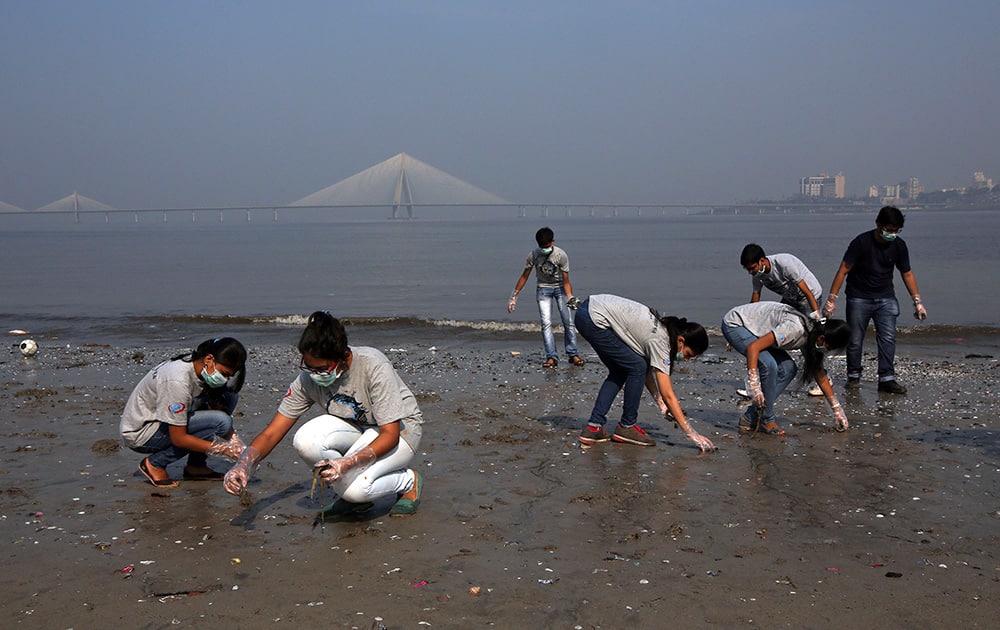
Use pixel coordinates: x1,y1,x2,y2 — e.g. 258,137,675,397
912,295,927,321
746,368,765,407
808,310,825,324
507,295,517,313
566,296,581,310
316,446,377,484
821,294,837,319
207,433,245,462
654,396,669,415
224,446,260,495
687,431,715,452
831,402,849,432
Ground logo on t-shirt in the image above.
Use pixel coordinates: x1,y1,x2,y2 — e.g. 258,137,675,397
283,386,293,399
168,402,186,415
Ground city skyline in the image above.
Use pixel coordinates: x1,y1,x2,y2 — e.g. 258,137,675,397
2,2,997,211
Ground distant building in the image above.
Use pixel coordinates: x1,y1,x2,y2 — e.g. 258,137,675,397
800,173,845,198
972,171,993,189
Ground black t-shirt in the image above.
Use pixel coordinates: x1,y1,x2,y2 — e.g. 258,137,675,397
843,230,911,299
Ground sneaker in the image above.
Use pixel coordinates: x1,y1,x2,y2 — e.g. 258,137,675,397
738,414,758,433
877,380,907,394
579,425,611,444
612,423,655,446
845,376,861,389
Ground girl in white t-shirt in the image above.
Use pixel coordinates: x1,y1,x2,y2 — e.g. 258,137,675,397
224,311,423,518
120,337,248,488
722,302,850,435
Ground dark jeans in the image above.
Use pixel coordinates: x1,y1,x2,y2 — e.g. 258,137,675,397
574,299,647,428
131,410,233,469
846,296,899,381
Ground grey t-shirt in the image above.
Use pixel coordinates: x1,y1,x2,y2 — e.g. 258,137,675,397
752,253,822,310
587,294,675,374
524,245,570,288
723,302,811,350
120,359,204,448
277,346,423,450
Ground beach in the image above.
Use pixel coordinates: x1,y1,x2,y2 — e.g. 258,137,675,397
2,323,998,629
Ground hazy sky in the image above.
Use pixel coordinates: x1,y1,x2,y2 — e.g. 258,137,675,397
1,1,997,210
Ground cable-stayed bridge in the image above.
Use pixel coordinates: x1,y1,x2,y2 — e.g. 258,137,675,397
1,153,880,222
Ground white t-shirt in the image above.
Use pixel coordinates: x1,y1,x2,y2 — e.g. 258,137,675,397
723,302,811,350
752,253,822,309
277,346,423,450
119,359,203,448
587,294,674,374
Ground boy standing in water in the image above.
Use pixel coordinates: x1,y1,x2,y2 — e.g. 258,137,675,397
507,226,585,368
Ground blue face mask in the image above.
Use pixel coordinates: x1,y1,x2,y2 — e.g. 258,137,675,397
201,365,229,388
675,351,685,362
309,367,343,387
539,247,553,255
880,229,898,241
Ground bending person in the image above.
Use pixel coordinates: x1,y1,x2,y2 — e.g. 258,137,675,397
120,337,248,488
722,302,850,435
224,311,423,517
574,293,714,451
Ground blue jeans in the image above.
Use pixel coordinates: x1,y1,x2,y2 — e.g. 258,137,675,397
575,299,646,428
537,285,579,359
131,410,234,469
846,296,899,381
722,323,798,425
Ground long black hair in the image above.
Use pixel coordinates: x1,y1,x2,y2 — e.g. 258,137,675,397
649,308,709,374
800,318,849,385
298,311,350,361
171,337,247,392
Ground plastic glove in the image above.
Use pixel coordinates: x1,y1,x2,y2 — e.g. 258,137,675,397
912,295,927,321
223,446,260,495
566,296,581,310
686,431,715,452
316,446,377,485
507,294,518,313
808,310,825,324
821,294,837,319
746,368,765,407
207,432,245,462
831,402,849,432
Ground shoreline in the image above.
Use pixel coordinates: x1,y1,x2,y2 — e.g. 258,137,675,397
2,328,998,627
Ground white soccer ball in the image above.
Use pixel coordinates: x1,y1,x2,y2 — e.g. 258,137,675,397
19,339,38,357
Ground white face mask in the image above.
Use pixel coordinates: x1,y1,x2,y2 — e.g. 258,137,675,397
539,247,553,255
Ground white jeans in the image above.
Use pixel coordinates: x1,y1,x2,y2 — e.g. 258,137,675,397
292,415,416,503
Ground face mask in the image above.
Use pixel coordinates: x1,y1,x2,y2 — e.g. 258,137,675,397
815,343,827,354
675,351,685,362
309,367,343,387
539,247,553,255
201,366,229,388
880,230,897,241
755,265,767,277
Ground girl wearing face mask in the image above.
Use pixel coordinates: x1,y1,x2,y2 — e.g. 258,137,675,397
120,337,248,488
224,311,424,518
575,294,715,452
722,302,850,435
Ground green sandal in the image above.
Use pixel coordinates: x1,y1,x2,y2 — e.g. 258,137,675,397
390,471,423,516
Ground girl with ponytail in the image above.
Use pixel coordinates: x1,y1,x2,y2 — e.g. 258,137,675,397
120,337,248,487
574,294,715,451
722,302,849,435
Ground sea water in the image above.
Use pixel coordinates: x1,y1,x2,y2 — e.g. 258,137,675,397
1,208,997,346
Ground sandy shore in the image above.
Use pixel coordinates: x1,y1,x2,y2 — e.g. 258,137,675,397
2,325,998,628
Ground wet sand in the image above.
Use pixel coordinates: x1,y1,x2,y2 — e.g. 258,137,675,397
2,327,998,628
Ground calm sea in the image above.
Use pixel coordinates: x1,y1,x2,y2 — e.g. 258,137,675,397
2,208,997,345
